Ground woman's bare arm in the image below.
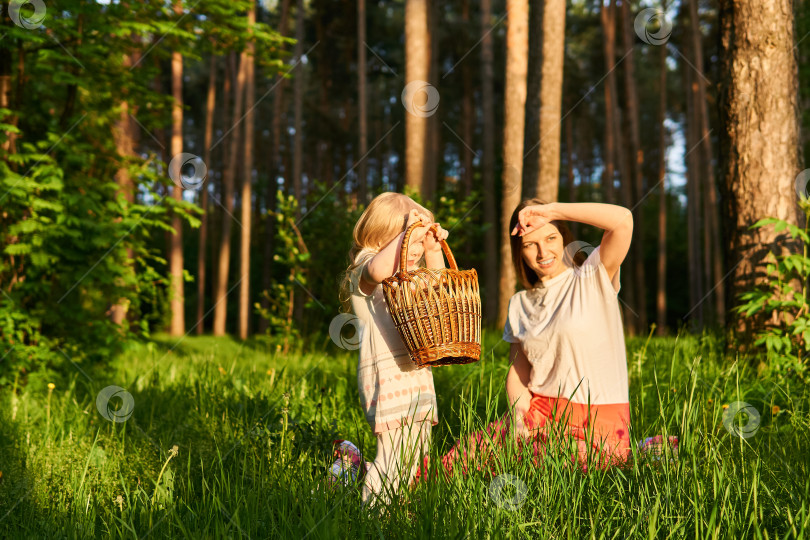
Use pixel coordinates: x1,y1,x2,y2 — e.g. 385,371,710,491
506,343,533,435
513,202,633,285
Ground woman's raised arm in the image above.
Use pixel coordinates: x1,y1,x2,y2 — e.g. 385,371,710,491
513,202,633,283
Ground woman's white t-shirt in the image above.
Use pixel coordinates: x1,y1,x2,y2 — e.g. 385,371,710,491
502,246,629,407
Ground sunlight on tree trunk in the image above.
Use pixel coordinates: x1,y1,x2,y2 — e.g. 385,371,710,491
197,54,216,335
169,0,185,336
656,37,668,336
497,0,529,328
720,0,802,336
533,0,565,203
620,0,647,333
481,0,498,324
404,0,430,198
239,1,256,340
214,53,247,336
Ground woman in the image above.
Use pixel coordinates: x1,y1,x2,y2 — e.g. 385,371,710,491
415,199,634,480
504,199,633,465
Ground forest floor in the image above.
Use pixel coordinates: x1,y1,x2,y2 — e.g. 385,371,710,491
0,331,807,539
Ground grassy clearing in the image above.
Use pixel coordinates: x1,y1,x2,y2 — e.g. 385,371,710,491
0,331,808,539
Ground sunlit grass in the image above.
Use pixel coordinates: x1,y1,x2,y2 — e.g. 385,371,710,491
0,331,808,538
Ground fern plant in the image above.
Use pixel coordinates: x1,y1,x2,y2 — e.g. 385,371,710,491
736,200,810,371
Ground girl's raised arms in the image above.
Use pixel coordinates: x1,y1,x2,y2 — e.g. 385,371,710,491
359,209,448,295
511,202,633,285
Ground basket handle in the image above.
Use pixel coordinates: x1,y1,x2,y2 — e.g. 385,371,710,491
399,220,458,274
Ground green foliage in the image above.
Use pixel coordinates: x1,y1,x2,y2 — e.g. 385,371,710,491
736,203,810,373
0,1,287,384
255,192,308,345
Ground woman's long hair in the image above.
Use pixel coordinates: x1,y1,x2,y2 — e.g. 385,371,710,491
508,198,577,290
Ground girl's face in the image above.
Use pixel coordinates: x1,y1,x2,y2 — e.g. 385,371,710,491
406,226,426,271
520,222,566,282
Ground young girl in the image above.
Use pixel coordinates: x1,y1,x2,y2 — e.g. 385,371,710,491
504,199,634,465
340,192,449,504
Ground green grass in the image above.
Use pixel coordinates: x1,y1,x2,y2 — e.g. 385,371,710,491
0,331,808,538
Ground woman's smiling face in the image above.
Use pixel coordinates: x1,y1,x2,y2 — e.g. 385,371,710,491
520,222,566,282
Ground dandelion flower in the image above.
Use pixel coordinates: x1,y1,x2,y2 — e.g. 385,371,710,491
772,405,781,415
722,404,729,410
47,383,55,390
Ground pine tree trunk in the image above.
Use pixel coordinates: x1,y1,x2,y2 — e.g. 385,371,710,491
424,0,441,205
293,0,304,209
522,0,542,198
259,0,290,334
608,0,636,334
600,0,616,204
460,0,474,198
213,53,247,336
404,0,430,198
565,114,575,204
357,0,368,204
565,109,580,240
533,0,565,202
620,0,647,332
0,15,13,155
719,0,802,335
656,39,668,336
480,0,498,324
169,0,185,336
239,1,256,340
196,54,217,335
292,0,305,325
689,0,725,327
682,19,705,328
497,0,529,327
111,51,140,327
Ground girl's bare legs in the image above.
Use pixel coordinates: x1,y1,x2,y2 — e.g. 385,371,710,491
362,419,431,506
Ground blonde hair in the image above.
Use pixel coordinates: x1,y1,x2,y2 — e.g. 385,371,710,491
339,192,433,308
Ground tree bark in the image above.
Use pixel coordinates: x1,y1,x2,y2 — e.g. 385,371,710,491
683,16,704,328
600,0,616,204
656,36,667,336
293,0,304,210
213,52,247,335
480,0,498,324
258,0,291,334
110,50,140,327
498,0,529,327
719,0,802,335
460,0,474,198
239,1,256,340
522,0,542,198
424,0,441,205
1,13,14,154
357,0,368,204
196,54,217,335
689,0,725,327
404,0,430,198
605,0,636,334
532,0,565,202
169,0,185,336
620,0,647,332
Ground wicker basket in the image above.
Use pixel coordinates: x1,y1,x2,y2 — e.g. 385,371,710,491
381,221,481,368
